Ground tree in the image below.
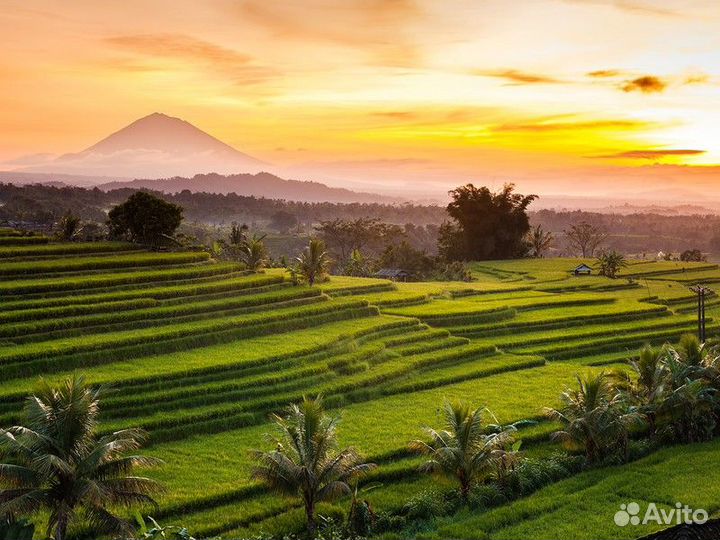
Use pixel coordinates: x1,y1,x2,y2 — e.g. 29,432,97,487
544,372,641,463
316,218,404,264
270,211,298,234
596,250,627,278
344,249,371,277
439,184,537,261
656,336,719,443
229,222,248,245
251,397,376,537
240,235,268,271
564,222,606,257
0,376,162,540
108,192,183,247
680,249,706,262
526,224,553,258
409,401,518,502
379,240,434,277
55,211,82,242
294,239,332,286
620,345,666,438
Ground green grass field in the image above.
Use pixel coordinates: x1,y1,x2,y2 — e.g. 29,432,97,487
0,243,716,539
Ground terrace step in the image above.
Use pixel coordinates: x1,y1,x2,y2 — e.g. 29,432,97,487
0,263,247,297
1,289,326,343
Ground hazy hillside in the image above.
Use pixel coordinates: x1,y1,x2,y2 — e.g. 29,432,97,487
97,172,402,204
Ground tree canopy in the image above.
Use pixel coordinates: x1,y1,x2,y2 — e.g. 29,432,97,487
108,192,183,247
439,184,536,261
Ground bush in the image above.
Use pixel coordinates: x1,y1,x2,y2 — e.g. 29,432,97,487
402,489,452,520
468,484,507,510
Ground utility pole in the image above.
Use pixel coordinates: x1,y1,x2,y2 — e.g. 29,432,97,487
690,285,711,342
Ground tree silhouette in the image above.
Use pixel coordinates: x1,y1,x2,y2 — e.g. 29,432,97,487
564,222,606,257
526,224,553,257
439,184,537,261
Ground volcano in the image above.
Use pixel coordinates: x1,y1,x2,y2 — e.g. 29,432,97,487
20,112,266,178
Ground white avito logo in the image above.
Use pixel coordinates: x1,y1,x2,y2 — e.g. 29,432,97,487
614,502,709,527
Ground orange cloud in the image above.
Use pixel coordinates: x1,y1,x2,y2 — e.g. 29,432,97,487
684,73,710,85
493,119,650,132
621,75,667,93
587,69,622,78
475,69,564,85
105,33,278,85
239,0,423,67
563,0,681,17
595,149,706,159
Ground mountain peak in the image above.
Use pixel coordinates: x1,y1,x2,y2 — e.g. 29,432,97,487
21,113,267,178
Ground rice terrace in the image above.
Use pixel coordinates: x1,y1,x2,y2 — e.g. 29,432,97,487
1,220,720,539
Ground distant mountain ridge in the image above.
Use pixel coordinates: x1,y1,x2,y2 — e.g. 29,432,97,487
2,112,401,203
97,172,401,204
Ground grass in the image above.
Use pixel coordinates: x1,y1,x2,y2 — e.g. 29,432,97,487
0,241,137,258
0,262,244,296
0,250,210,276
0,250,716,540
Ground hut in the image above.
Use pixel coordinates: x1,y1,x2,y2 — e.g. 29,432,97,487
375,268,411,282
573,263,592,276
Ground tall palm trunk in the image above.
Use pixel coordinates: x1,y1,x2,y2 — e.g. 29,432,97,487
459,471,470,503
55,510,68,540
305,498,316,538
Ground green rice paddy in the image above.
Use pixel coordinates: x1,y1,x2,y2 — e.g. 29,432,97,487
1,242,717,539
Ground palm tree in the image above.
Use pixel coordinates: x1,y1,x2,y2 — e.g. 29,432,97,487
526,225,553,258
595,250,628,279
0,376,162,540
409,401,518,502
240,234,268,271
657,349,718,443
615,345,666,438
251,397,375,537
55,212,82,242
294,239,331,286
544,372,642,463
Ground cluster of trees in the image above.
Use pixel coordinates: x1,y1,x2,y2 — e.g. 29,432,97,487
314,218,468,281
547,335,720,464
533,209,720,255
7,182,720,262
2,337,719,539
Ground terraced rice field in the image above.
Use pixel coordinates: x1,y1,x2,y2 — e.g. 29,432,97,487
1,244,718,539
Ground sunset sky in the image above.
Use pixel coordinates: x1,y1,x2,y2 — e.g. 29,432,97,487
1,0,719,200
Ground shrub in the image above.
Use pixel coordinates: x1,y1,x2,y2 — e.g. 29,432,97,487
402,489,452,520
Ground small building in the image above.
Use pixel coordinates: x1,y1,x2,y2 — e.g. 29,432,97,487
375,268,411,282
573,263,593,276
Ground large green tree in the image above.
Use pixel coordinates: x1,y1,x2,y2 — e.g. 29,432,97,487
0,376,162,540
108,191,183,247
439,184,537,261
